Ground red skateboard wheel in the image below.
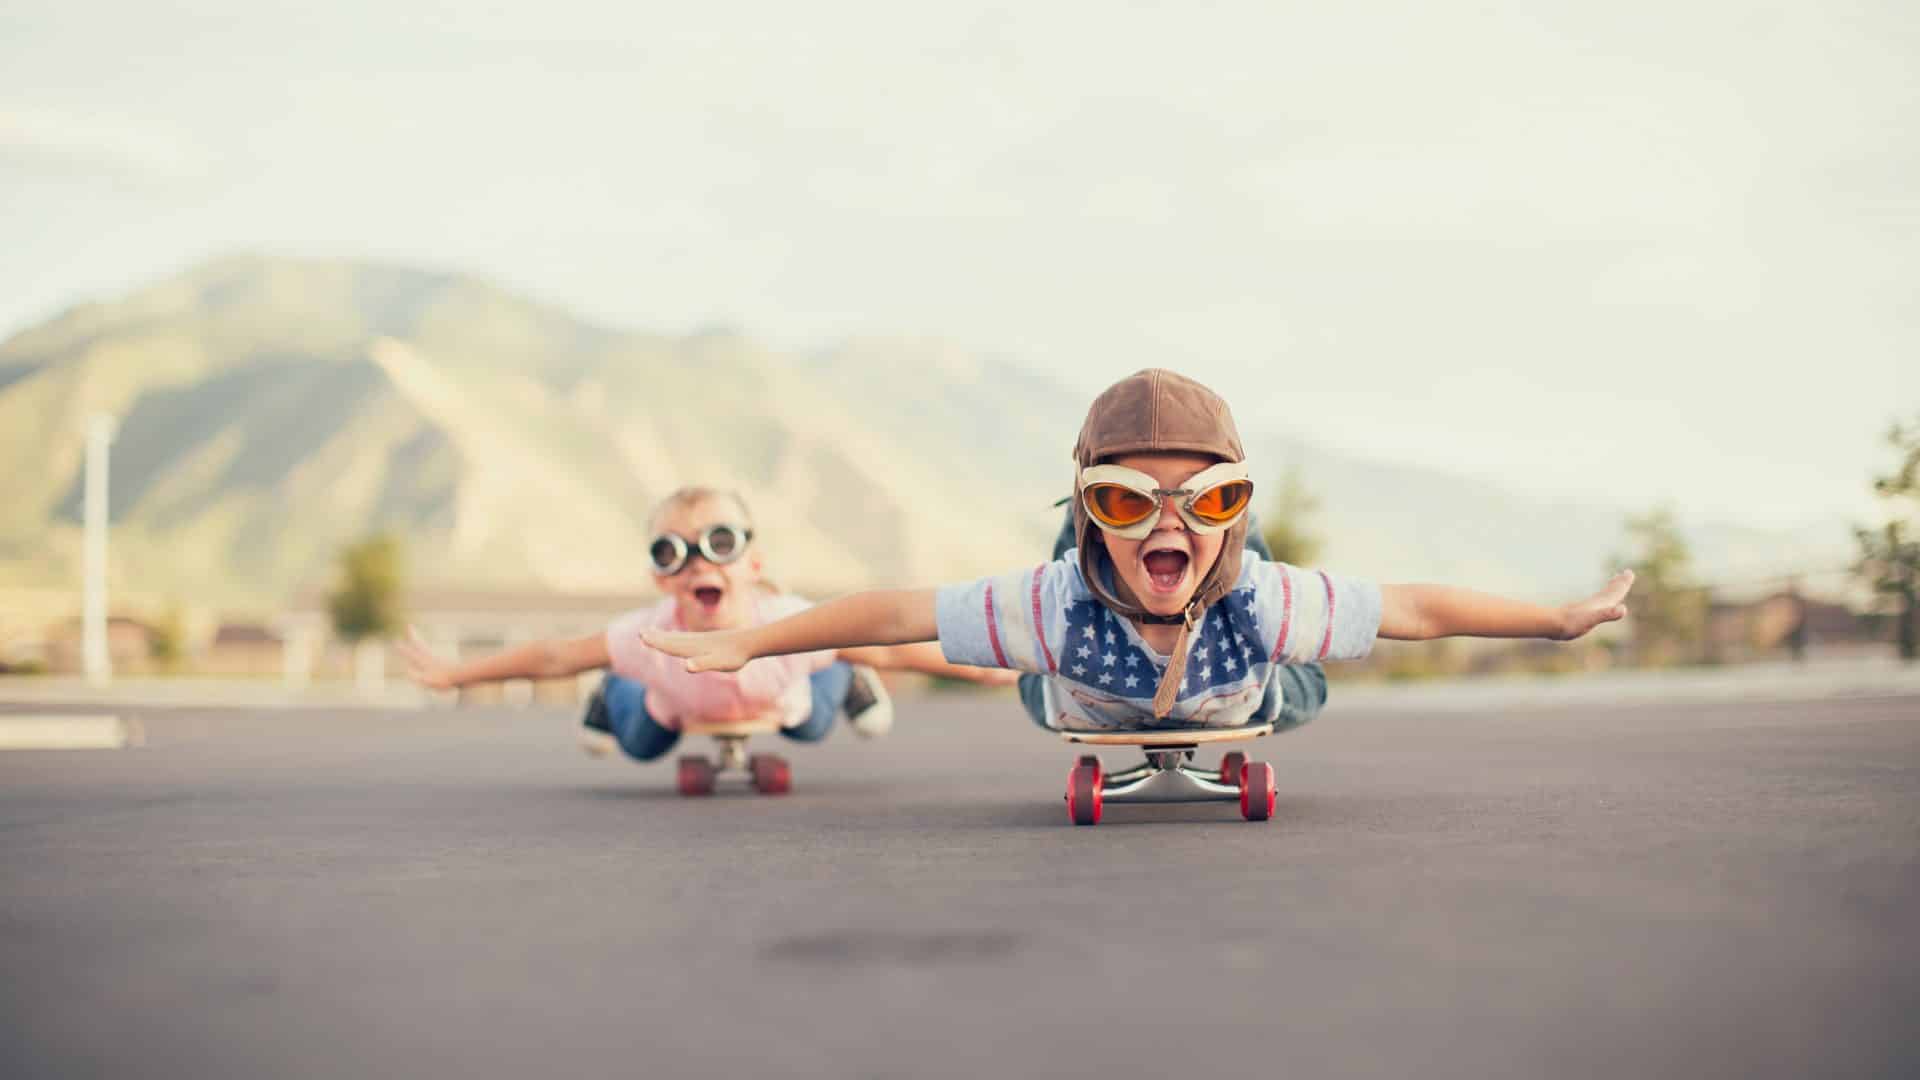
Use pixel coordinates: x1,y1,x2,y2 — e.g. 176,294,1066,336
1219,751,1247,785
676,756,716,796
749,754,792,795
1066,763,1102,826
1239,761,1275,821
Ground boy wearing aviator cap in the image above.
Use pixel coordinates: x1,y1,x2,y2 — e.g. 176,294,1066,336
646,370,1635,734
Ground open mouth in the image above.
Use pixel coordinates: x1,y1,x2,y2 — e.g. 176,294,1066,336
692,585,725,612
1141,549,1190,594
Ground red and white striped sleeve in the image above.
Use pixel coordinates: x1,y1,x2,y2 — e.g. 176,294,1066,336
933,561,1075,674
1248,558,1382,664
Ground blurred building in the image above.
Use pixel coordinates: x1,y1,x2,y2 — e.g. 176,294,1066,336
42,616,159,676
202,622,286,677
1706,591,1884,662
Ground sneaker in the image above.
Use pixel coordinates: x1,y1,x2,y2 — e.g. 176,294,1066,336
579,677,617,757
843,664,894,738
578,728,618,758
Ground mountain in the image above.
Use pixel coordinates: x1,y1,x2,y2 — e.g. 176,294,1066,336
0,254,1849,612
0,255,1061,607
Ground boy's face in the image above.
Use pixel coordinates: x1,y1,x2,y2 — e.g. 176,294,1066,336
1097,451,1229,620
650,496,763,632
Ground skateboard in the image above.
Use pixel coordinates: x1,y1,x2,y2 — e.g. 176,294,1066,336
673,717,792,796
1058,722,1276,825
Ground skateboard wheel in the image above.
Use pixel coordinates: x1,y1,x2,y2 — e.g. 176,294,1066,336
749,754,791,795
1066,763,1102,826
1219,751,1247,785
1077,754,1102,779
1239,761,1275,821
676,756,716,796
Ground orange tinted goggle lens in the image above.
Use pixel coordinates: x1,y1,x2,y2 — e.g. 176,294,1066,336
1085,483,1158,527
1188,480,1253,525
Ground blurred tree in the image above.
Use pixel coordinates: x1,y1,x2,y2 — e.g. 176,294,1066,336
148,606,187,673
328,534,405,644
1260,466,1323,566
1611,506,1706,667
1785,577,1808,663
1854,416,1920,661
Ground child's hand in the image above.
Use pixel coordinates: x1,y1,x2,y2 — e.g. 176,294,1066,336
397,626,457,691
643,628,754,673
1555,570,1635,640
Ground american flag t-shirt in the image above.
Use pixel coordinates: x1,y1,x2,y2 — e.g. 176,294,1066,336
934,552,1380,730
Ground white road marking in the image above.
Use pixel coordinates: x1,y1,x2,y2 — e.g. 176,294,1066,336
0,714,139,750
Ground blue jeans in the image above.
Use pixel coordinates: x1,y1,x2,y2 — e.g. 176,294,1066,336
600,662,854,762
1017,508,1328,728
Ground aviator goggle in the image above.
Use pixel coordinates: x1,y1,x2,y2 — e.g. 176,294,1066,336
648,524,753,575
1078,461,1255,540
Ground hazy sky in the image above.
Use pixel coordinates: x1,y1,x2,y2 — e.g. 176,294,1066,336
3,0,1914,531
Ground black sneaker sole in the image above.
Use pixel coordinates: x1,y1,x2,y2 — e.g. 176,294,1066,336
842,666,879,718
581,678,614,734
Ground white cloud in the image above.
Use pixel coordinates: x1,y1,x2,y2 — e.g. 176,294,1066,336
0,106,204,185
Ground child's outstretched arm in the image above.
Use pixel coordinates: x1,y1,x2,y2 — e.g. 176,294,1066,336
838,642,1019,687
398,626,611,691
645,589,936,673
1378,570,1634,642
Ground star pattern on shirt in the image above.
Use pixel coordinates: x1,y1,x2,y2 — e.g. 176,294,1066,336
1057,601,1156,701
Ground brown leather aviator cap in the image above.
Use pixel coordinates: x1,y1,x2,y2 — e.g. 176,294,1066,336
1070,368,1250,719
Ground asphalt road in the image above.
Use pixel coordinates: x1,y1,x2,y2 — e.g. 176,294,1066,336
3,689,1917,1079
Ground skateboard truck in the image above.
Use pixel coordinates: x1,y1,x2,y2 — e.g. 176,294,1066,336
674,718,792,796
1057,722,1278,825
1100,746,1245,803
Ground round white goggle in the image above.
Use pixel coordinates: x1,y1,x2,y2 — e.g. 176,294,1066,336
1077,461,1255,540
648,524,753,575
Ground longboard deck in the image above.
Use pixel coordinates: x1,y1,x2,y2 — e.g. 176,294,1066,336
1056,723,1273,747
679,717,785,737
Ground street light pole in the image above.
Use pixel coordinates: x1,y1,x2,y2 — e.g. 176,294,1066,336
82,414,116,685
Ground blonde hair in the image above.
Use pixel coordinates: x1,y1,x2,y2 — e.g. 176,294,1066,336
645,486,755,535
646,487,779,594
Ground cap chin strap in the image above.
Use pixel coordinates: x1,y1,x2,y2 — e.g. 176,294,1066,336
1149,602,1204,719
